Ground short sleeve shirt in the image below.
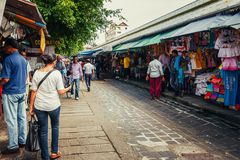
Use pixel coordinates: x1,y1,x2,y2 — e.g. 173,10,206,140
1,51,27,94
83,63,94,74
124,57,131,69
31,70,64,111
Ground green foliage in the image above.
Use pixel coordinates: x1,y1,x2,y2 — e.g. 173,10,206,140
32,0,123,56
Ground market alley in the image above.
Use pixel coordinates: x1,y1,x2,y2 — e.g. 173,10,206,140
1,80,240,160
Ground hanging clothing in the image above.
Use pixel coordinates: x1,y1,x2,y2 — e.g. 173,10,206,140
221,70,239,107
195,48,202,69
189,53,197,70
174,55,181,71
222,57,238,71
215,29,240,58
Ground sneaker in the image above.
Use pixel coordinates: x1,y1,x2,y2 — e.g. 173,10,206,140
1,148,20,154
87,87,90,92
75,97,79,100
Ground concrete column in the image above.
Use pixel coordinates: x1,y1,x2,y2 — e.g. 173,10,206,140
0,0,6,26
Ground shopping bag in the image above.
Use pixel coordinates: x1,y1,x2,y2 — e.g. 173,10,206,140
25,115,40,152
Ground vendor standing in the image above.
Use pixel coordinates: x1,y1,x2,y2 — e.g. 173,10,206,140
0,38,27,154
123,54,131,81
146,55,165,100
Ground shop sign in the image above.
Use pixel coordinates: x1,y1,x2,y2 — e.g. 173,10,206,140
34,39,60,46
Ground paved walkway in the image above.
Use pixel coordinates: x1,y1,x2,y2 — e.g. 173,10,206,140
0,80,239,160
0,83,137,160
121,79,240,124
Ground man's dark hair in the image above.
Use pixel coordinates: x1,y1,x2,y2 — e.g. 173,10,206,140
18,45,26,53
4,37,18,49
73,56,78,59
172,50,178,55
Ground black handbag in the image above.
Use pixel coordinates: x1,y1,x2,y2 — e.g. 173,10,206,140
25,115,40,152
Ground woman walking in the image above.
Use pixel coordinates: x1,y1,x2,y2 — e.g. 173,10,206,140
146,55,165,100
29,53,71,160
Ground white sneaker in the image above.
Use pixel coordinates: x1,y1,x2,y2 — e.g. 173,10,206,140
76,97,79,100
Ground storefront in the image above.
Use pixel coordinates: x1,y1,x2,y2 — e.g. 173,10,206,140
111,12,240,110
0,0,48,59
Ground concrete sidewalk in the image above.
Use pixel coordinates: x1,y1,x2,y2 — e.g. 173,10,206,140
0,90,137,160
119,79,240,125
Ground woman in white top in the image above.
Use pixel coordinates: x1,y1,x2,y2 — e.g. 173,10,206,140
29,53,71,160
146,54,165,100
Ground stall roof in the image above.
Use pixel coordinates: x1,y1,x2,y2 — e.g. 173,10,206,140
223,13,240,27
5,0,46,25
113,13,240,52
112,29,179,51
4,0,48,35
78,49,102,57
113,41,140,51
166,15,232,38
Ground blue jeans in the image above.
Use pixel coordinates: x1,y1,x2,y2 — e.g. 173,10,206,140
71,78,80,98
34,107,60,160
2,93,26,149
85,74,92,88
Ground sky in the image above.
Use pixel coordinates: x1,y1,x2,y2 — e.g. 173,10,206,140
95,0,195,45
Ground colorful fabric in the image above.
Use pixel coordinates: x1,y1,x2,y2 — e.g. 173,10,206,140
215,29,240,58
221,70,239,106
178,68,184,84
222,57,238,71
211,77,222,84
213,84,220,93
174,56,181,71
204,92,212,100
210,93,218,101
206,84,213,92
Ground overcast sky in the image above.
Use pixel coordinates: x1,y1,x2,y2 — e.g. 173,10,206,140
95,0,195,44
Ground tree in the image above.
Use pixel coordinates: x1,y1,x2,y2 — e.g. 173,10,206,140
32,0,123,56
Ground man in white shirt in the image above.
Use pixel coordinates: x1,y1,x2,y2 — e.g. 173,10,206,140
83,59,94,92
146,54,165,100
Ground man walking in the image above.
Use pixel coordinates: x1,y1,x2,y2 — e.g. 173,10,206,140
0,38,27,154
70,56,83,100
83,59,95,92
55,55,66,81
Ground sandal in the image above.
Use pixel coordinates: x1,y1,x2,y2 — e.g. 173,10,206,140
50,151,62,159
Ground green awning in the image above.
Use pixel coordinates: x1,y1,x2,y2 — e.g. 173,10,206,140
113,29,179,51
113,41,140,51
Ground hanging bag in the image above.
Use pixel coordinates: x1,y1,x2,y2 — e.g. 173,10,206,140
25,115,40,152
25,69,56,152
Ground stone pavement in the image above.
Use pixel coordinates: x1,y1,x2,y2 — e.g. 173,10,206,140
0,87,137,160
0,80,240,160
120,79,240,124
